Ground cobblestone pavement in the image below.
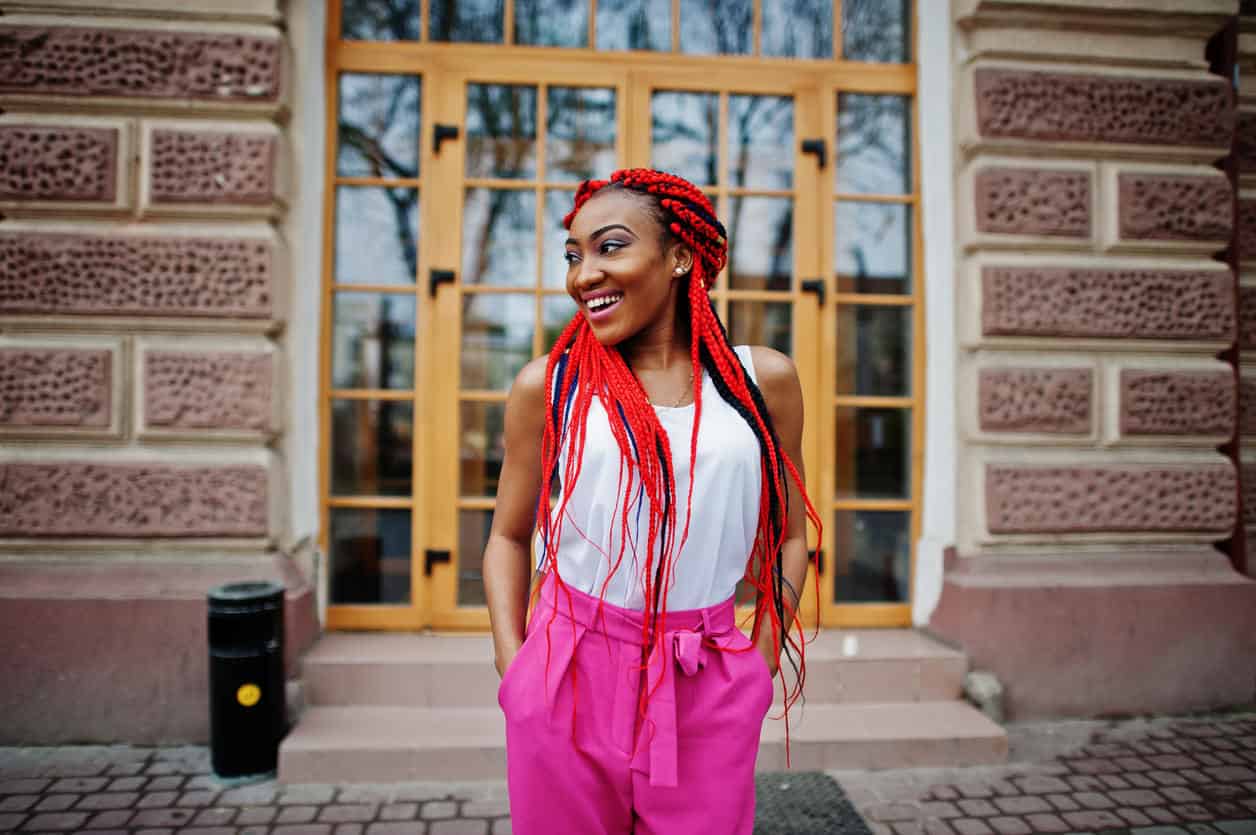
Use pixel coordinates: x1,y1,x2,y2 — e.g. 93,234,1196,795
833,712,1256,835
0,712,1253,834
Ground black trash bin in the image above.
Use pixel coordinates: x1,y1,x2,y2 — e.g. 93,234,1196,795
208,581,287,780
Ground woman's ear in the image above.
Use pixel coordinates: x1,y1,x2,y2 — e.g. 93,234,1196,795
670,243,694,278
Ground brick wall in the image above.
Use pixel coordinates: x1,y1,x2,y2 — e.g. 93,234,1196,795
931,0,1256,719
0,1,316,744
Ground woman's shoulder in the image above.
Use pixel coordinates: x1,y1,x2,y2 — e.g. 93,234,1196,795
742,345,802,421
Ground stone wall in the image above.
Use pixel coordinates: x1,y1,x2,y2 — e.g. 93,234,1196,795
931,0,1256,719
0,1,316,744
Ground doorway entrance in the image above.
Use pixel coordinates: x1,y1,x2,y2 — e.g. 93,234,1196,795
319,2,921,631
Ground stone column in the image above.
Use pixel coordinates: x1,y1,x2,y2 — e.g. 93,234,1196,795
930,0,1256,719
0,1,317,743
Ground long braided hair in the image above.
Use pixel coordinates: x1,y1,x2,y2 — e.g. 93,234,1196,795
534,168,822,738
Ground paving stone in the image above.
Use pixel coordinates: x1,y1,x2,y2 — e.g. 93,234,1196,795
177,828,235,834
131,807,197,826
422,801,458,820
24,810,91,830
50,776,109,792
1127,773,1158,788
1180,723,1224,738
951,820,994,835
337,786,395,804
1147,808,1182,824
1118,808,1154,825
147,776,184,791
145,762,181,776
1175,805,1217,822
281,785,337,804
923,822,954,835
137,791,179,808
1069,776,1109,792
1215,823,1256,835
366,824,426,835
931,787,960,801
958,785,994,799
1149,771,1190,786
1149,755,1198,769
272,826,333,834
1100,775,1132,789
379,802,419,821
106,762,146,777
1062,810,1126,829
107,776,146,791
0,793,37,811
0,778,51,793
492,819,513,835
920,801,961,819
957,799,998,816
185,775,224,791
1110,789,1166,807
1086,744,1136,758
987,817,1031,835
1161,786,1204,804
893,824,923,835
1199,783,1248,800
430,823,488,835
219,783,279,805
177,789,220,807
1072,759,1124,775
988,780,1019,797
1024,813,1070,833
236,805,279,824
393,785,455,802
85,809,134,828
462,798,510,817
319,804,377,823
335,825,365,835
35,794,79,811
1182,769,1213,784
1218,752,1249,766
1130,828,1192,835
238,828,275,835
992,796,1051,815
1197,753,1226,766
192,806,237,825
278,805,319,823
1115,757,1155,772
1047,794,1080,812
1075,792,1116,810
44,760,108,777
76,791,139,809
1209,738,1240,751
1011,776,1069,795
1207,766,1256,782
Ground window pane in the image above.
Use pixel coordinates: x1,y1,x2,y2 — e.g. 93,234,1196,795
833,511,911,604
836,305,911,397
652,91,719,187
462,293,536,390
515,0,589,47
460,400,506,497
596,0,670,51
679,0,751,55
543,294,579,352
761,0,832,59
332,292,416,390
331,400,414,496
835,202,911,295
329,508,412,605
728,196,792,291
430,0,503,42
543,190,575,289
838,94,911,195
842,0,911,63
466,84,538,179
547,87,616,183
462,188,537,288
337,74,421,178
835,407,910,499
458,509,494,606
727,95,793,190
335,186,419,285
342,0,420,41
727,300,791,357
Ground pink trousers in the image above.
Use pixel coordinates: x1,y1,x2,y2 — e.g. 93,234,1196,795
498,574,773,835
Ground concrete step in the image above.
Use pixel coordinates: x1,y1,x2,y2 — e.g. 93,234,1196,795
300,629,967,709
278,701,1007,784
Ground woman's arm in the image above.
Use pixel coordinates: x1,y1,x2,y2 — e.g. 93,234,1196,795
748,346,811,677
483,355,549,678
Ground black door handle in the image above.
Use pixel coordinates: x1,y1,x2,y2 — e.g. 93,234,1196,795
433,123,459,154
429,268,455,298
801,278,826,307
801,138,827,170
424,549,451,577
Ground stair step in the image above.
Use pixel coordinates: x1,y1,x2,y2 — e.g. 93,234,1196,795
300,629,967,709
278,701,1006,784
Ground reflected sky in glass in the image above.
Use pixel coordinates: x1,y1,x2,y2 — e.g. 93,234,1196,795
337,74,420,179
596,0,670,51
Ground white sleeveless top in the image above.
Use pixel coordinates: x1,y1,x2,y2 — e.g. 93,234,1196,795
537,344,762,611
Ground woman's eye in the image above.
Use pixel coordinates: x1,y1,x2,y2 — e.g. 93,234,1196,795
563,251,580,265
600,240,625,255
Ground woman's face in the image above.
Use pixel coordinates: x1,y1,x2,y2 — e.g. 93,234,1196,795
563,189,692,346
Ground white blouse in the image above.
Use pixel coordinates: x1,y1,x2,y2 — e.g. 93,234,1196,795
537,344,763,611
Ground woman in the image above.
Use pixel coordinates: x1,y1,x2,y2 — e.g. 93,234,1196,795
482,168,820,834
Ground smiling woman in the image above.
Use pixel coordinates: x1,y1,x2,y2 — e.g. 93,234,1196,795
481,169,821,834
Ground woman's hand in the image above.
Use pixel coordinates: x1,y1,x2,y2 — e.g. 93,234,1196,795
495,640,521,680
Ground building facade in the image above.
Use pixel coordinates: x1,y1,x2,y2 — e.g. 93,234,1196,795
0,0,1253,746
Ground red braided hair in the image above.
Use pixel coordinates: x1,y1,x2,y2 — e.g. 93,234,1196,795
535,167,822,761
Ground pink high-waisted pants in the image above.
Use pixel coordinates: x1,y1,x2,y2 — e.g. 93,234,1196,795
498,573,773,834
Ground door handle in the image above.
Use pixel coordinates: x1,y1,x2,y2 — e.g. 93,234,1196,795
801,278,826,307
433,123,459,155
800,138,827,170
429,268,455,297
424,549,451,577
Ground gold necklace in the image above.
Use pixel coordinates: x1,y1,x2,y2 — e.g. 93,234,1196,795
663,366,695,408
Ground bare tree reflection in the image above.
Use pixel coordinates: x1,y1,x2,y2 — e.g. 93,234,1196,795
340,0,419,40
842,0,910,62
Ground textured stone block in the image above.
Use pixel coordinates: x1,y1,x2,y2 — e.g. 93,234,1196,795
143,351,273,432
985,464,1236,534
978,368,1091,433
0,232,273,319
974,69,1232,148
0,462,268,537
0,25,280,102
1240,376,1256,436
981,266,1234,341
0,348,110,427
1119,370,1234,436
1117,173,1231,243
148,130,277,206
0,125,117,202
974,168,1090,237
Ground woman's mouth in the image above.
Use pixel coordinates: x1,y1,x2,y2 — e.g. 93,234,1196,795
585,293,623,320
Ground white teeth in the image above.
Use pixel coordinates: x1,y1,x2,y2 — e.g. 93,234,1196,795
587,294,622,311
